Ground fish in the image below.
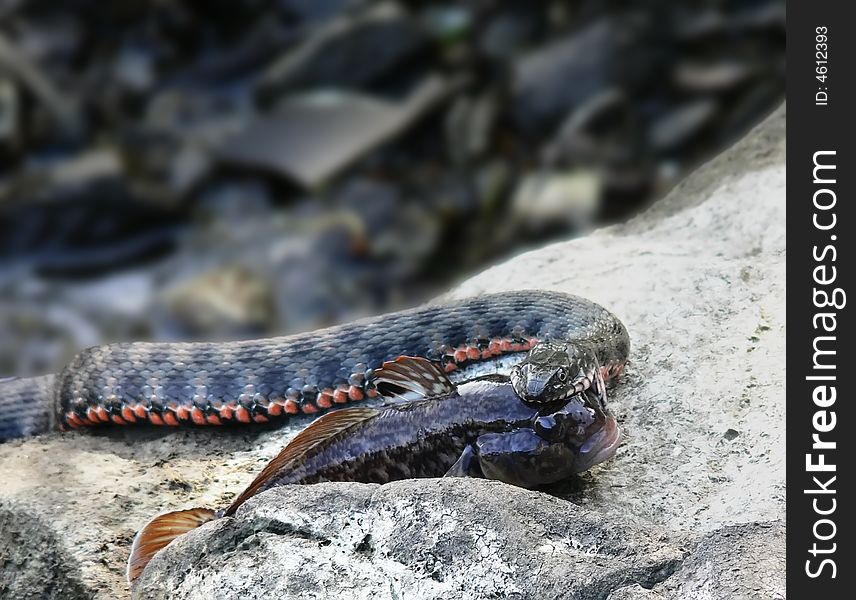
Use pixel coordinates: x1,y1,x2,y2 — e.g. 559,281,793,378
127,354,621,583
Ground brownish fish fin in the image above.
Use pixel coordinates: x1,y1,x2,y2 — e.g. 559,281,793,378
126,507,216,583
226,407,380,514
373,355,457,401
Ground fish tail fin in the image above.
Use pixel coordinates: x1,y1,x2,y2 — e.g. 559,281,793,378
126,507,217,583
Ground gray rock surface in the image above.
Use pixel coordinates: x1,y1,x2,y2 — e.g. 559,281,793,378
609,522,785,600
135,480,686,600
0,104,785,599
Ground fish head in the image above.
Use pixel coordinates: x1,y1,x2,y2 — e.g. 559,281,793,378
531,388,621,474
476,429,579,488
509,341,601,405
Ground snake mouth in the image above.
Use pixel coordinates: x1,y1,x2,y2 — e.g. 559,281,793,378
572,414,621,473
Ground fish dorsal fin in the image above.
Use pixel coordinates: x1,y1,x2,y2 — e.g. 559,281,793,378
373,356,456,402
127,507,216,583
225,407,379,515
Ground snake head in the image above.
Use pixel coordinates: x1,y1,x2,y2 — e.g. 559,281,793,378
509,341,603,405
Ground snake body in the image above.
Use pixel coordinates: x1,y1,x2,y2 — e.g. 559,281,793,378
0,291,629,441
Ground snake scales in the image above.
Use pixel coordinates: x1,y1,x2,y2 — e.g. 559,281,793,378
0,291,629,441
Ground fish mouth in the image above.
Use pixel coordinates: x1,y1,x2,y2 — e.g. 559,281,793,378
572,414,621,473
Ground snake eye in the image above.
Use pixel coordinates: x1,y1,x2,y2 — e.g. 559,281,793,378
557,369,567,382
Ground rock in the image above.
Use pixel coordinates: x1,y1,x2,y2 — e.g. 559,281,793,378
444,93,497,164
648,99,718,153
542,88,640,167
0,78,19,149
510,15,658,135
420,5,473,43
47,148,123,188
0,504,90,600
716,82,785,148
673,8,727,40
331,178,438,265
160,266,277,337
111,43,156,95
478,7,540,60
279,0,365,25
257,1,425,100
732,1,786,32
0,105,785,598
134,479,686,600
0,303,90,378
609,522,785,600
216,76,452,188
0,33,82,137
0,152,184,277
673,61,759,93
511,170,602,233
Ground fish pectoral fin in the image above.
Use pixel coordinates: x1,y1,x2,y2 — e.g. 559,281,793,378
126,507,217,583
373,356,456,401
443,444,483,478
225,407,380,515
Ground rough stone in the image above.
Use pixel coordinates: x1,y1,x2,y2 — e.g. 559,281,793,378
608,521,785,600
0,104,785,599
134,480,686,600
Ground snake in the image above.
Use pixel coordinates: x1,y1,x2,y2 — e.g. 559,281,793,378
0,291,630,442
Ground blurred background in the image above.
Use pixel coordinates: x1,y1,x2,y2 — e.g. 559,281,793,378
0,0,784,379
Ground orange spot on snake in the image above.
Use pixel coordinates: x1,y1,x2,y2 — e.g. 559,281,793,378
301,403,319,414
219,406,234,420
267,402,283,416
148,412,164,425
235,406,251,423
333,388,349,404
253,413,269,423
133,405,148,419
444,362,457,373
163,412,179,426
317,393,333,409
206,413,222,425
121,406,137,423
176,406,191,421
65,412,81,428
94,406,110,422
348,386,364,401
466,346,481,360
284,399,300,414
191,407,207,425
111,414,127,425
453,348,468,363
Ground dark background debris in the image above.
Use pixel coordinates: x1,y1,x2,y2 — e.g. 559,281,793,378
0,0,784,377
